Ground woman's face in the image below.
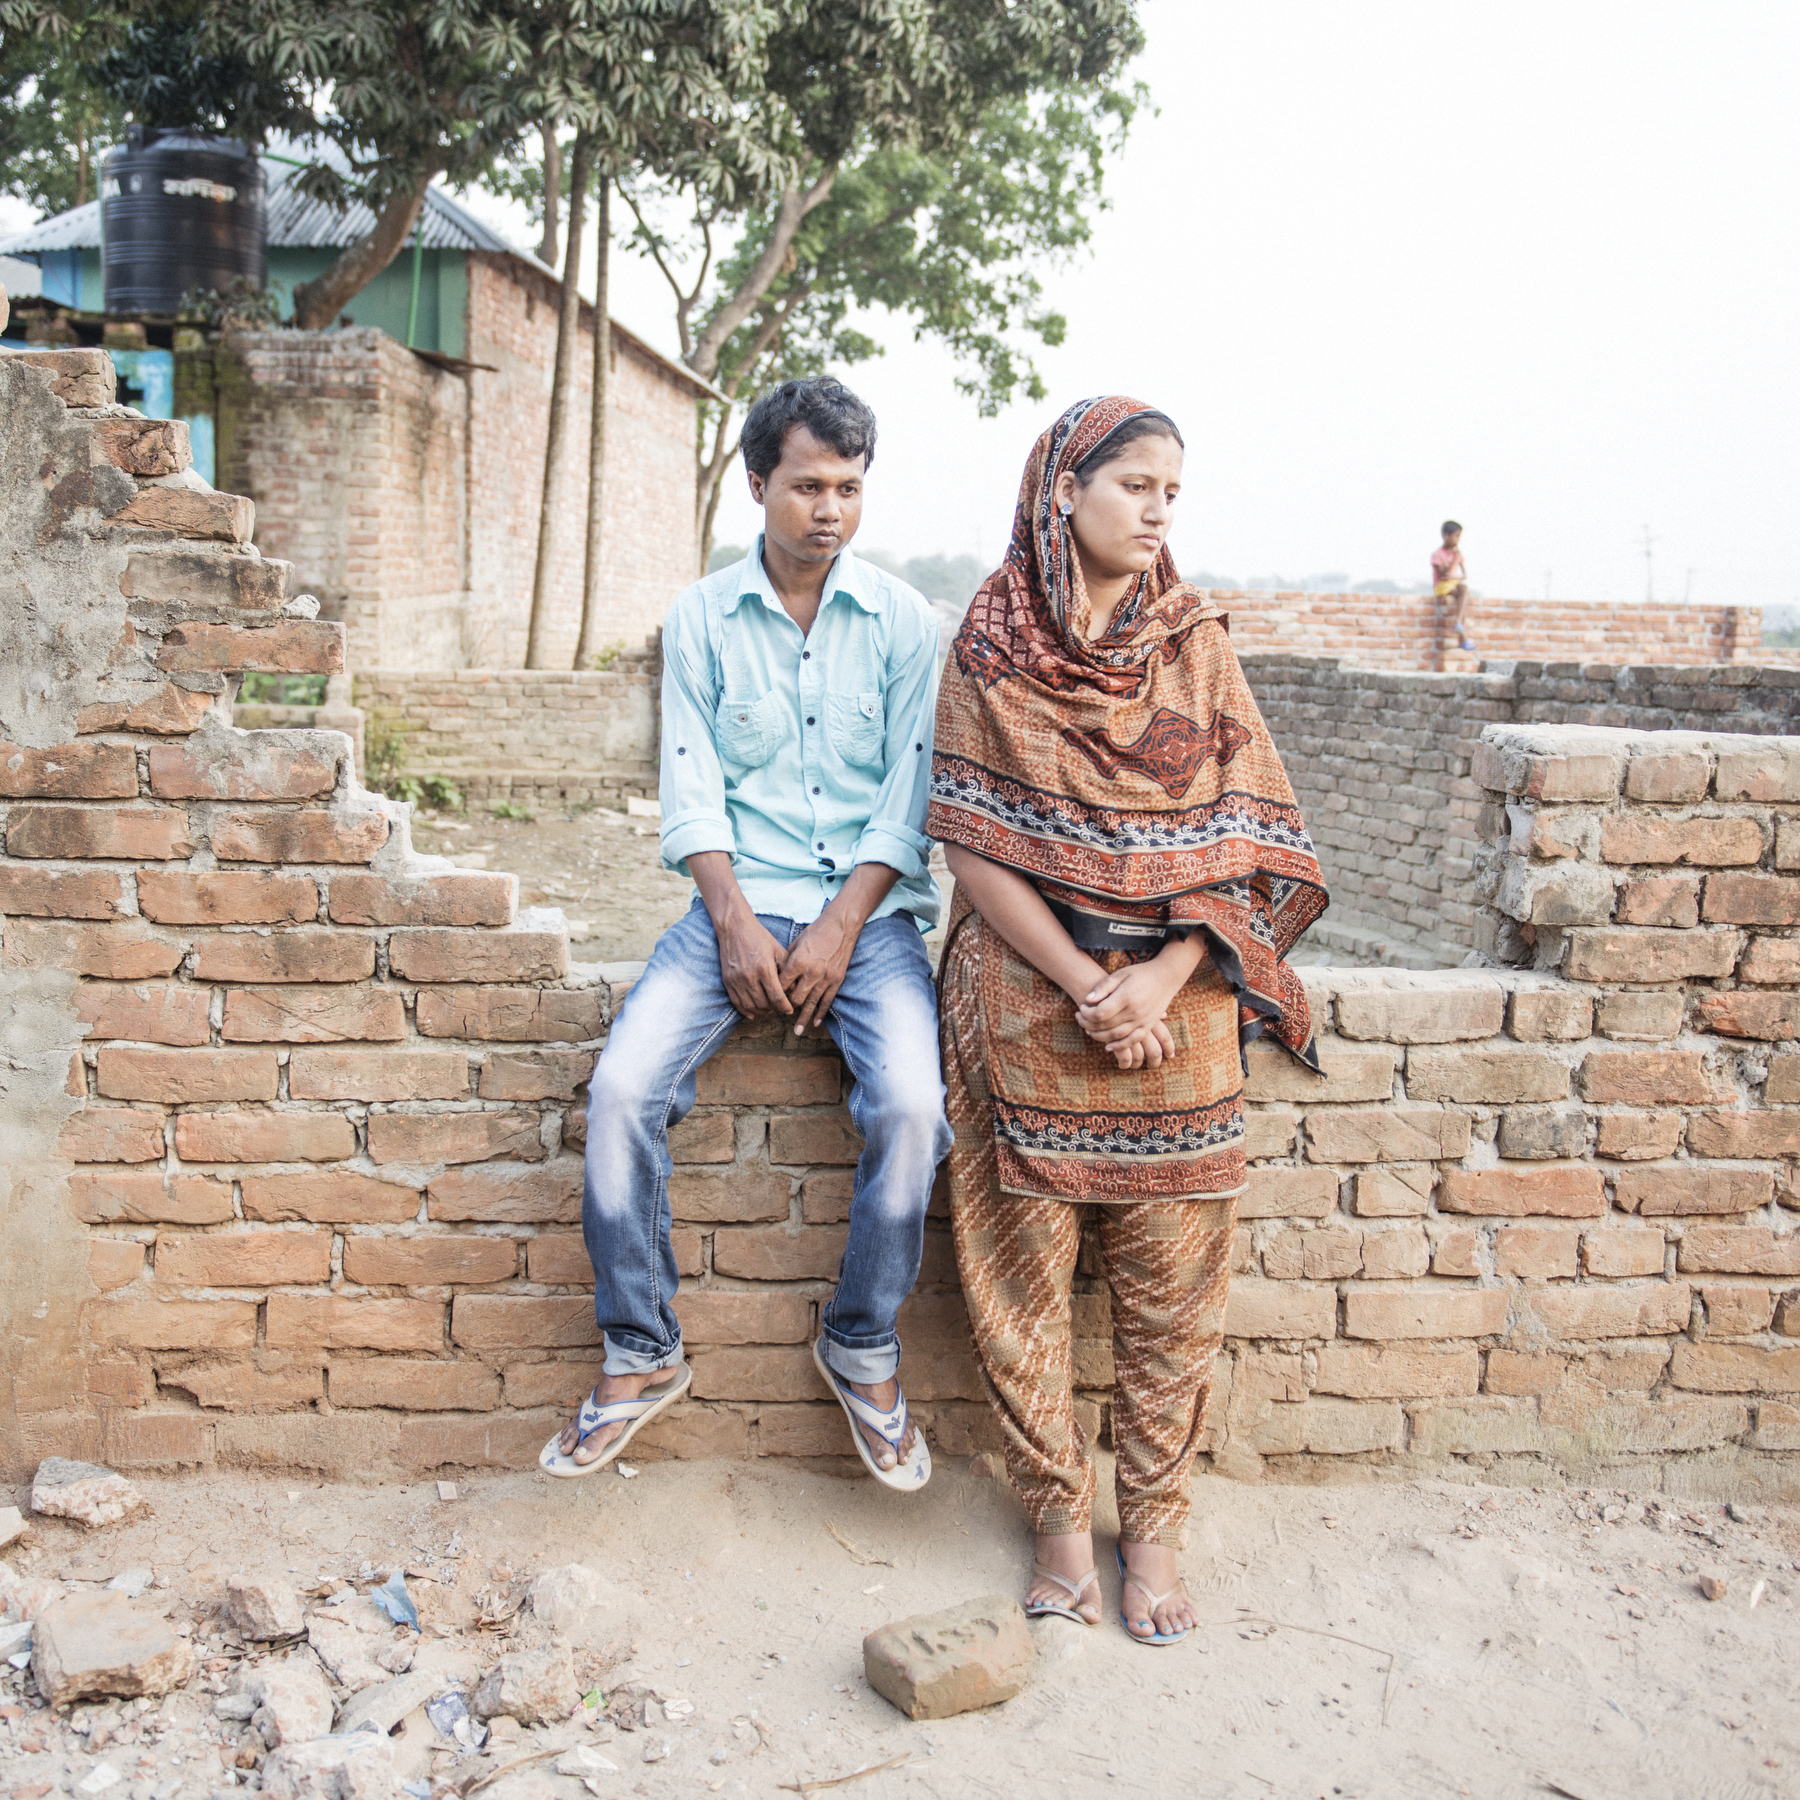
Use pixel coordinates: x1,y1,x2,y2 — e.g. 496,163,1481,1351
1054,433,1183,585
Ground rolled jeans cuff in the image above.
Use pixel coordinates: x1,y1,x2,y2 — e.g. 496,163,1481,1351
602,1329,683,1379
819,1328,900,1387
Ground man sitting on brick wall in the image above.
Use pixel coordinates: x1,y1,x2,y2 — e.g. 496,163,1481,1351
541,377,952,1489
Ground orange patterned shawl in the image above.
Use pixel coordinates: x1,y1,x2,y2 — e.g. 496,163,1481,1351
929,395,1328,1067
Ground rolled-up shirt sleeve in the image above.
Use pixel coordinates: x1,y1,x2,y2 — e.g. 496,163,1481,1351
657,596,736,874
852,599,939,881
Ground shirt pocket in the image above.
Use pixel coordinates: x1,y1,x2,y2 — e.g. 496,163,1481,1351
715,693,780,769
827,690,886,769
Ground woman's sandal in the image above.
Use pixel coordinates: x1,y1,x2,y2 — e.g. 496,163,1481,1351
1115,1544,1191,1647
1024,1562,1101,1626
537,1362,692,1479
812,1339,932,1491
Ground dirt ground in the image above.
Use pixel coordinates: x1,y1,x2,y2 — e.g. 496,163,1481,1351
2,1459,1796,1800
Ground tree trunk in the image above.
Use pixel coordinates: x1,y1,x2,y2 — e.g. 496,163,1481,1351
292,173,439,331
574,177,612,670
537,124,562,267
694,403,740,574
524,135,593,671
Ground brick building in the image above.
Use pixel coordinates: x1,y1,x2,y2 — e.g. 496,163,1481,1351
0,169,720,671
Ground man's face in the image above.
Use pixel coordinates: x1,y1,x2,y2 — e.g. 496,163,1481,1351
748,424,866,566
1445,529,1462,548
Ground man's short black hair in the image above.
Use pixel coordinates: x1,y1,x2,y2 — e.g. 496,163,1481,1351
741,377,877,481
1441,519,1462,536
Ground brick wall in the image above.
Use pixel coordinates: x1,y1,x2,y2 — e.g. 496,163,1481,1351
1221,588,1759,672
215,257,705,675
4,354,1795,1495
1248,654,1800,967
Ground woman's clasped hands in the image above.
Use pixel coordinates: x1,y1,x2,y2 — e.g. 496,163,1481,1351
1073,937,1209,1070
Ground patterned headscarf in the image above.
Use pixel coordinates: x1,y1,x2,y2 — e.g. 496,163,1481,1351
930,396,1328,1062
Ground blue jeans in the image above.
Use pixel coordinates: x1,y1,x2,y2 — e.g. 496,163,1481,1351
582,903,952,1386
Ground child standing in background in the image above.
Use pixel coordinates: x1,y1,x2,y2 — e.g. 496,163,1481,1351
1432,520,1473,653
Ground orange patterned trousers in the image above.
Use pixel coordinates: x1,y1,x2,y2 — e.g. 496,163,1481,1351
941,916,1236,1547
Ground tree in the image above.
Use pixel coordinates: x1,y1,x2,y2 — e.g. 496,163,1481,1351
619,0,1145,567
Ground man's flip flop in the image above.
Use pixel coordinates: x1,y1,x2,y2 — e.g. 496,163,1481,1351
537,1363,692,1479
812,1338,931,1492
1115,1545,1190,1647
1024,1562,1100,1626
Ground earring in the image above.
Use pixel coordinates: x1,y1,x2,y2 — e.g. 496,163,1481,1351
1058,500,1073,517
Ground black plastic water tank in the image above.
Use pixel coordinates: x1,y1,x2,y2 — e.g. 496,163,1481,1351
101,126,266,314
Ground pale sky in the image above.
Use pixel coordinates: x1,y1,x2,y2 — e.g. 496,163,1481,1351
10,1,1795,608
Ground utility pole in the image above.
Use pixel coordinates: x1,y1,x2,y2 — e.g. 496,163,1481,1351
1639,524,1657,604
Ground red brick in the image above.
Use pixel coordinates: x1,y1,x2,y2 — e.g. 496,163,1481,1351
427,1161,581,1223
59,1106,165,1163
1715,746,1800,802
1529,1283,1691,1338
329,1360,500,1411
801,1170,855,1224
1616,875,1700,928
389,928,568,985
1696,991,1800,1042
1237,1167,1338,1219
137,870,318,925
1334,979,1506,1043
155,1229,332,1288
1304,1106,1471,1163
146,738,340,801
0,741,136,799
367,1109,543,1166
1353,1167,1434,1217
114,485,254,543
1430,1227,1482,1277
326,871,516,927
1670,1341,1800,1392
241,1171,419,1223
121,543,289,606
1740,938,1800,984
1359,1225,1430,1279
525,1233,593,1284
1687,1108,1800,1159
341,1235,518,1286
1342,1287,1508,1339
0,865,126,918
77,684,216,736
267,1294,443,1350
675,1290,812,1345
393,1412,579,1470
1599,815,1763,866
669,1167,791,1224
97,1046,277,1103
288,1047,468,1101
1495,1225,1580,1278
1223,1282,1337,1339
1702,873,1800,927
156,621,341,673
1263,1226,1361,1280
100,1411,216,1467
670,1114,735,1163
756,1403,857,1456
1482,1349,1568,1395
1624,750,1710,804
89,1358,156,1405
1405,1046,1570,1104
1701,1284,1773,1336
498,1359,601,1409
1614,1165,1773,1217
712,1224,847,1281
1245,1108,1300,1159
88,1238,146,1290
1439,1165,1606,1218
1582,1229,1666,1277
5,804,192,860
68,1170,233,1225
89,1299,256,1349
1593,990,1685,1042
414,988,601,1041
193,931,375,983
1581,1049,1723,1105
478,1051,592,1100
210,808,389,864
74,982,210,1045
68,1051,87,1096
1312,1344,1479,1398
6,920,181,978
695,1053,842,1107
1245,1038,1399,1101
1507,990,1593,1041
222,985,406,1044
174,1109,353,1162
1676,1226,1800,1276
1769,1055,1800,1102
1595,1110,1683,1161
1565,927,1743,983
451,1294,598,1348
89,415,187,475
690,1346,822,1403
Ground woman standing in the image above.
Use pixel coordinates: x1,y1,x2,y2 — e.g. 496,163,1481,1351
930,397,1327,1644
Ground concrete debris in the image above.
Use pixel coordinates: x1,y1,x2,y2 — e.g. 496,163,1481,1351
527,1563,630,1642
470,1644,579,1726
0,1505,26,1548
307,1608,392,1694
1698,1571,1728,1601
29,1459,146,1529
230,1574,309,1641
0,1562,68,1621
0,1617,33,1659
863,1595,1034,1720
246,1656,336,1747
104,1568,153,1598
556,1746,619,1777
334,1670,443,1739
261,1730,398,1800
31,1591,198,1708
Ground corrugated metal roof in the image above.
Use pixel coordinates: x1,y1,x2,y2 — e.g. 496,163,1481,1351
1,199,102,254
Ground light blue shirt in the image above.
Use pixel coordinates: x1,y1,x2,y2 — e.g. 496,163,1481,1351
658,538,942,929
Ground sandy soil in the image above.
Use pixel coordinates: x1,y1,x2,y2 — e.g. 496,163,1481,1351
3,1458,1796,1800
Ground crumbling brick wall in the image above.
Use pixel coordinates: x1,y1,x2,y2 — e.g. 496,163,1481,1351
3,352,1795,1496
